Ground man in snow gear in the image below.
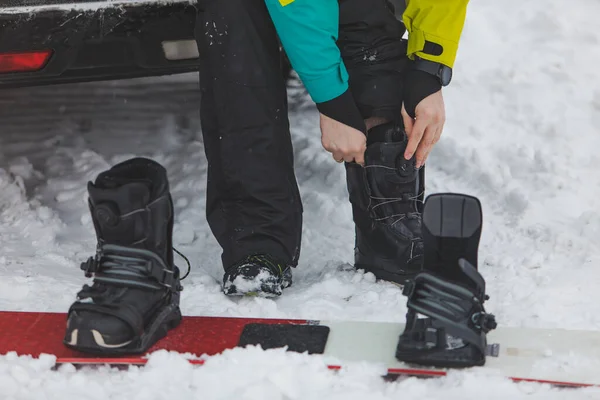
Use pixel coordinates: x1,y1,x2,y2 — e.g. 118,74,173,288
64,158,183,354
196,0,469,296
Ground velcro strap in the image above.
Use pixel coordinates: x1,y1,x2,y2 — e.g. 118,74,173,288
406,27,459,68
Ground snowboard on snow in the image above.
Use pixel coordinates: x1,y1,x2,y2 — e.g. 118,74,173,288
1,193,598,388
1,310,600,388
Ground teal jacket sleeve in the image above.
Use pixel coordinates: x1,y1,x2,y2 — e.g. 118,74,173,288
264,0,348,104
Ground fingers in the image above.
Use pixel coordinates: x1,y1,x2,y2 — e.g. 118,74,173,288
414,125,436,168
320,113,367,166
402,90,446,166
418,136,434,169
404,113,428,161
330,144,365,165
332,151,344,163
414,120,444,168
328,143,365,165
354,149,365,166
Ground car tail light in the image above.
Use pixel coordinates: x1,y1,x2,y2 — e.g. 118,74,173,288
0,50,53,74
161,40,199,61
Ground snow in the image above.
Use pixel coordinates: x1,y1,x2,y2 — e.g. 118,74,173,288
1,0,600,398
2,349,600,400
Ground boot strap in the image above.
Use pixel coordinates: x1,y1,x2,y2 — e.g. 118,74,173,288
80,244,181,292
397,260,497,367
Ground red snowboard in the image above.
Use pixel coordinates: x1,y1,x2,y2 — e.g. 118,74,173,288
0,311,598,388
0,311,316,366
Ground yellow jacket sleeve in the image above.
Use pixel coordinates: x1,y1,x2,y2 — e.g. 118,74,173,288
402,0,469,68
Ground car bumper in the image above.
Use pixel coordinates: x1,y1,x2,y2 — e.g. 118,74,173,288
0,0,200,88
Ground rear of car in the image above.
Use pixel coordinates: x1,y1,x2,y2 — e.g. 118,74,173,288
0,0,200,88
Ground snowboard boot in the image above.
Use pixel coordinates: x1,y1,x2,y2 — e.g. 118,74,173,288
63,157,183,355
222,254,292,297
347,121,424,286
396,193,497,368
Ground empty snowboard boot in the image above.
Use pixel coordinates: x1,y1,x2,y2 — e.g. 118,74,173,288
63,157,183,355
396,193,497,368
223,254,292,297
347,121,424,285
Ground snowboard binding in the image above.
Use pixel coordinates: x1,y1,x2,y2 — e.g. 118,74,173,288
64,158,189,355
395,193,497,368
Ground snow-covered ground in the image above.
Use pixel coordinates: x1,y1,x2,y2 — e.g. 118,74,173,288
1,0,600,398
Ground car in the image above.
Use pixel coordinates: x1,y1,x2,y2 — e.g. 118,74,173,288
0,0,405,89
0,0,200,88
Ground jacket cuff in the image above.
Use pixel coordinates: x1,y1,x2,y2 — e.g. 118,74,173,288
406,26,460,68
302,62,350,104
316,88,366,135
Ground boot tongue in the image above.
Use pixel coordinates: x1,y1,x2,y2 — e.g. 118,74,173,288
88,180,152,247
89,180,151,214
365,122,418,194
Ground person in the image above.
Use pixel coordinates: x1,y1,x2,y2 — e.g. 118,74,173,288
199,0,469,295
62,0,469,354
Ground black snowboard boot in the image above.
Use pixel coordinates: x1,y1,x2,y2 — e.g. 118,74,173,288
222,254,292,297
396,193,497,368
63,157,183,355
346,121,424,285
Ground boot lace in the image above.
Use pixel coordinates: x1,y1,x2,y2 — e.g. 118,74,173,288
364,165,425,265
364,164,424,226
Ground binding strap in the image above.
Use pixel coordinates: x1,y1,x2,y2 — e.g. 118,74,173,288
396,258,497,367
80,244,181,292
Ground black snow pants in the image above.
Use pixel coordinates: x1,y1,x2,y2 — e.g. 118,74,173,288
196,0,409,270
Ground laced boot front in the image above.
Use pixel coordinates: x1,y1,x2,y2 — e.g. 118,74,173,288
347,121,424,285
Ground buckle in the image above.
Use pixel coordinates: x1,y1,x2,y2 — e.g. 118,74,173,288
471,311,497,333
402,279,416,297
424,327,438,348
80,256,100,278
160,268,175,289
142,259,176,289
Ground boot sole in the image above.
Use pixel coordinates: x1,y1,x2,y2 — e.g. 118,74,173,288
63,303,182,356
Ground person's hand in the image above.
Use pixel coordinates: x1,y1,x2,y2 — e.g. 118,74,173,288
320,113,366,166
401,89,446,168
